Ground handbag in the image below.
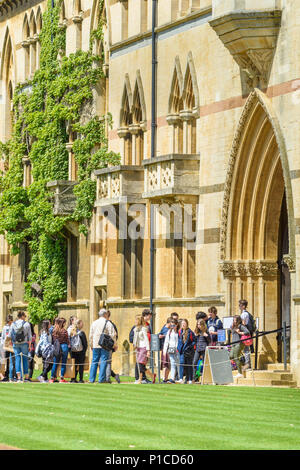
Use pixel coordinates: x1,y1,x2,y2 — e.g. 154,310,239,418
98,320,115,351
168,347,177,355
241,335,253,346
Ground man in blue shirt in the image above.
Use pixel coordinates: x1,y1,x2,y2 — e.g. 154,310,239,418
207,306,223,346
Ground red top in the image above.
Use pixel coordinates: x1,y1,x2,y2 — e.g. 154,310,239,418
145,321,151,342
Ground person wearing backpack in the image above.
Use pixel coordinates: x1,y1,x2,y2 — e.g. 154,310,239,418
70,319,88,383
36,320,53,382
177,319,196,384
8,311,32,382
239,299,256,370
49,317,70,383
230,315,250,378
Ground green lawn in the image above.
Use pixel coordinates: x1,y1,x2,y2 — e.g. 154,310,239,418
0,380,299,450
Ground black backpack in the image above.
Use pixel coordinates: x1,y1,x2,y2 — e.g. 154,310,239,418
247,313,256,333
12,321,25,343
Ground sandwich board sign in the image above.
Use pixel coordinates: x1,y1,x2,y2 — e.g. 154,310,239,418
201,346,233,385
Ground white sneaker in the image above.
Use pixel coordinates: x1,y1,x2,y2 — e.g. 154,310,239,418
175,379,183,384
188,381,193,385
236,373,243,378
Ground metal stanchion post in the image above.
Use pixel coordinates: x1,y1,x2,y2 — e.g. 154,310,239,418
254,330,259,370
158,351,160,383
20,352,24,381
283,321,287,371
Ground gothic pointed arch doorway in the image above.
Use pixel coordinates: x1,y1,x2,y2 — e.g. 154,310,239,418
220,90,295,365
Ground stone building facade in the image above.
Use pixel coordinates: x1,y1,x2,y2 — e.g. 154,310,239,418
1,0,300,382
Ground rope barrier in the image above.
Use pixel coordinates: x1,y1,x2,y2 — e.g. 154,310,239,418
1,347,248,370
0,325,289,380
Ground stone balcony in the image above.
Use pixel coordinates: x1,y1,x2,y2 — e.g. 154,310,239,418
209,6,282,89
95,165,144,206
142,154,200,200
47,180,77,216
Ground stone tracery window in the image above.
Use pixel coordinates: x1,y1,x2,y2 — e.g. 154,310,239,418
22,15,30,80
29,11,37,78
118,81,133,164
167,58,184,153
36,7,43,70
2,30,14,140
167,54,199,154
118,72,146,165
72,0,83,51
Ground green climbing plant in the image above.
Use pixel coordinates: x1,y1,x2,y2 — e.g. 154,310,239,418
0,0,119,323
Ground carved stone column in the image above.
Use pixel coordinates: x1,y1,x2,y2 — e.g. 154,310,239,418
117,127,130,165
166,114,181,154
129,124,140,165
180,110,194,154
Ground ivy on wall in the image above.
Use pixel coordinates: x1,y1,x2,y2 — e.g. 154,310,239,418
0,0,119,323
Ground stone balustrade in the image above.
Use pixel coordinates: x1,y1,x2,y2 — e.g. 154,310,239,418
142,154,200,199
95,165,144,206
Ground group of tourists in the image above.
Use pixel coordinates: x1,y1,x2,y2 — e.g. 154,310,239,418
0,309,120,384
129,300,255,384
0,300,255,384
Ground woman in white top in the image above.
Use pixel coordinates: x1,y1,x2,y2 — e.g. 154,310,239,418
133,315,156,384
163,319,179,384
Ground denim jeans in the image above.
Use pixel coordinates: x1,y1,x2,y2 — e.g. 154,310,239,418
4,351,15,380
89,348,110,383
179,353,185,380
169,352,180,381
13,343,29,377
51,343,69,378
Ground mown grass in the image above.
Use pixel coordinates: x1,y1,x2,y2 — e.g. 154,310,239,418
0,381,299,450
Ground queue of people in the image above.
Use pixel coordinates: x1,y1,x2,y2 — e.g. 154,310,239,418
157,301,255,383
0,300,255,384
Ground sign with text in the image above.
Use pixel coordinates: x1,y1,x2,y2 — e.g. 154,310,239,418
217,329,226,343
150,334,161,352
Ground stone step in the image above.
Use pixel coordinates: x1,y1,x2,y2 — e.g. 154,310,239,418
245,370,294,381
264,363,290,371
233,377,297,387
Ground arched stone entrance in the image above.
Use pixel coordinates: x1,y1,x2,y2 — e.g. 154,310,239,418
220,89,295,366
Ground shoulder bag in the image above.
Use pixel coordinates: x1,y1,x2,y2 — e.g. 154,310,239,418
98,320,115,351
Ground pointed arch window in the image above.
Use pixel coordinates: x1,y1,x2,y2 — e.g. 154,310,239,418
181,60,198,154
59,0,67,29
167,59,184,153
36,7,43,70
29,11,37,77
167,54,199,154
22,15,30,80
1,31,14,140
118,82,133,165
72,0,83,51
118,73,146,165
